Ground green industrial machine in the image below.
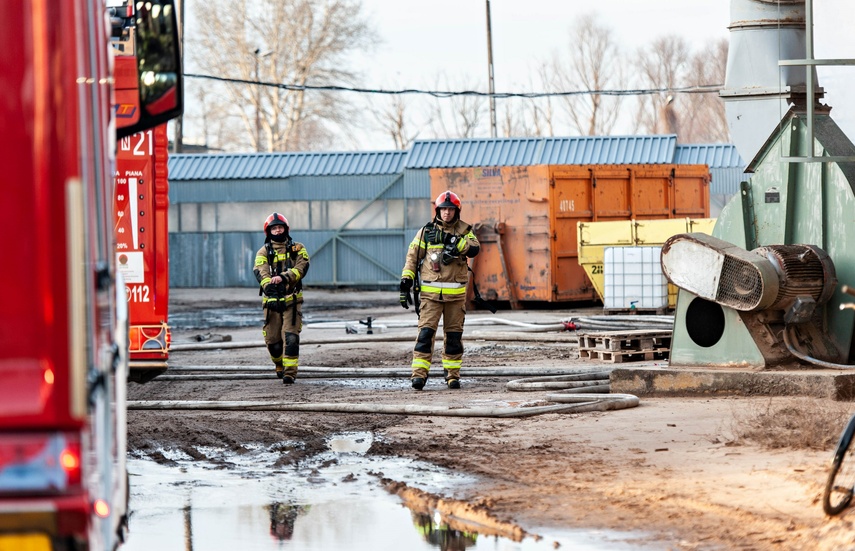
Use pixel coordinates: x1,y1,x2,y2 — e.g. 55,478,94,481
663,107,855,368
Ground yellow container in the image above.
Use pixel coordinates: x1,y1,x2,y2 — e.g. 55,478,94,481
577,218,716,308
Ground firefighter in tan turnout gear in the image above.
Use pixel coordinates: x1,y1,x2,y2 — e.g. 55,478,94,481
254,213,310,384
400,191,480,390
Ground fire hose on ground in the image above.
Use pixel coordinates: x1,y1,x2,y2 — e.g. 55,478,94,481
170,314,672,352
150,314,659,417
127,394,639,418
169,332,576,351
307,316,672,332
151,365,614,380
128,366,640,418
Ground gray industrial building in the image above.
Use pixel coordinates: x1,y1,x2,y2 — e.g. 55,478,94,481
167,135,745,288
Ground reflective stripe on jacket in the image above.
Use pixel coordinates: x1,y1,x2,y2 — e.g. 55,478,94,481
253,240,310,306
401,219,479,302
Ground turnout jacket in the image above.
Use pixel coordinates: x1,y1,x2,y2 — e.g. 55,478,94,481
254,239,310,309
401,218,480,302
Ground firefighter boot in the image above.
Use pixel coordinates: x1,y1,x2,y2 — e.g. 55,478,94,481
270,355,285,379
445,369,461,389
282,357,298,385
269,349,285,379
411,362,429,390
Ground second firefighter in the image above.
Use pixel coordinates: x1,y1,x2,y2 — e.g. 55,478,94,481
253,212,310,384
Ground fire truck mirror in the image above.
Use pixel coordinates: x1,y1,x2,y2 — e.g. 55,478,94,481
116,0,183,139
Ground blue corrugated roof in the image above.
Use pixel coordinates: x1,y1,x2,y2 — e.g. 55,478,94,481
538,136,677,165
168,150,407,180
674,144,744,169
407,136,678,168
168,138,745,181
406,138,543,168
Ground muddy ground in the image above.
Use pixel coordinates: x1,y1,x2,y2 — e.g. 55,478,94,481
127,288,855,550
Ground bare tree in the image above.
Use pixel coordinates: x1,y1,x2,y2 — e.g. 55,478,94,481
184,80,242,151
498,95,556,138
426,74,486,139
634,35,691,137
370,95,424,150
517,63,558,137
680,38,730,143
550,13,624,136
192,0,376,152
498,100,526,137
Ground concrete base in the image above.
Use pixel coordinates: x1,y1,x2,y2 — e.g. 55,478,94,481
610,365,855,401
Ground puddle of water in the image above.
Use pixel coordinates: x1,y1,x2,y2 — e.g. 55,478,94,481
327,432,373,454
122,433,665,551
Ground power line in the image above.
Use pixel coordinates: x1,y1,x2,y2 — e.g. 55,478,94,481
184,73,723,99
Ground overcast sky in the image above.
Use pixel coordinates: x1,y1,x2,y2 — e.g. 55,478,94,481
181,1,855,151
356,0,732,89
348,0,855,146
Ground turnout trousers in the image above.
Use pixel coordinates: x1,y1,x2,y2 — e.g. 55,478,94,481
411,298,465,381
263,303,303,378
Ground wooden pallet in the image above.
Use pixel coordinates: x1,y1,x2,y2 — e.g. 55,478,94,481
578,347,670,363
578,330,671,363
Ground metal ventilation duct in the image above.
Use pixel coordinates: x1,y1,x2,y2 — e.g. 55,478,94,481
661,233,836,315
661,233,779,311
720,0,819,162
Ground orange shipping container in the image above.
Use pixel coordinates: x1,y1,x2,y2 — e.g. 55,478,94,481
430,164,710,305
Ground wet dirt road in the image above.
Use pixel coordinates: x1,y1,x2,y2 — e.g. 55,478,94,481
125,288,843,550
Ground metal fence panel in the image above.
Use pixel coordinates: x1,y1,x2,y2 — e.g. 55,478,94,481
170,230,413,288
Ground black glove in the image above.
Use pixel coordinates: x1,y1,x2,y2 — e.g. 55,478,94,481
264,280,288,299
399,278,414,309
263,282,278,296
267,296,287,313
426,226,449,244
263,283,286,312
438,229,457,246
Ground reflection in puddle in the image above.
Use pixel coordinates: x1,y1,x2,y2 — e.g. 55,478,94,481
123,434,663,551
411,511,479,549
267,501,307,541
327,431,373,454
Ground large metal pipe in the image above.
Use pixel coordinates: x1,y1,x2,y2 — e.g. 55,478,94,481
721,0,818,162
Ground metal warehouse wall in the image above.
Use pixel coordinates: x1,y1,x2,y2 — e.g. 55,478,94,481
169,169,432,288
167,140,744,289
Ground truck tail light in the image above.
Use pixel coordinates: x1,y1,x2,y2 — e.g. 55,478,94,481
60,441,81,486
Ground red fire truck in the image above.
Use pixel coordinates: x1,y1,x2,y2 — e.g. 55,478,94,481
111,0,171,384
0,0,182,549
114,122,171,383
